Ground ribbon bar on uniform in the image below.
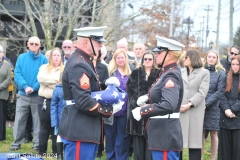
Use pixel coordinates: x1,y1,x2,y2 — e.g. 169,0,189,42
150,112,180,119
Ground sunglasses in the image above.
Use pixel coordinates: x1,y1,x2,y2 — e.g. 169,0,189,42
29,43,39,46
63,46,71,49
144,58,153,61
231,52,238,56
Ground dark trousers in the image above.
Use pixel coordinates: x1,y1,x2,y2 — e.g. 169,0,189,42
37,96,57,154
104,115,131,160
24,108,33,141
133,135,152,160
218,128,240,160
0,99,7,141
179,149,201,160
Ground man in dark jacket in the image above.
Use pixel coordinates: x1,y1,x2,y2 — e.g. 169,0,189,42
58,26,121,159
220,45,239,74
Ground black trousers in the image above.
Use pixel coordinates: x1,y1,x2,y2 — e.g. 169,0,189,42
0,99,7,141
180,148,201,160
133,135,152,160
218,128,240,160
37,96,57,154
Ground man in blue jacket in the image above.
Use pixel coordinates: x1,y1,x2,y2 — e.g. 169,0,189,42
10,36,48,151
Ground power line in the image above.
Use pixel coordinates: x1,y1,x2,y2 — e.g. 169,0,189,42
235,2,240,8
220,17,229,20
234,7,240,12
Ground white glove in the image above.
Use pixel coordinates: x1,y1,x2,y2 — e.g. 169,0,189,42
132,107,142,121
105,77,120,87
137,95,148,106
112,101,124,114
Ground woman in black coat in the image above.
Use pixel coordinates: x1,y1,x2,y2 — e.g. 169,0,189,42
93,50,109,158
202,50,225,160
126,51,160,160
218,55,240,160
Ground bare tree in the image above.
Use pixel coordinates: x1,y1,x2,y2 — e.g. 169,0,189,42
0,0,138,50
135,0,184,49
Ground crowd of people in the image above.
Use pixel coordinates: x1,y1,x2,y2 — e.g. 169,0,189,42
0,25,240,160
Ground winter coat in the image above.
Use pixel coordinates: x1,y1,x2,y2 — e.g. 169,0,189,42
203,65,226,130
50,84,66,127
14,51,48,96
126,67,160,135
220,57,231,74
37,64,62,99
180,67,210,148
220,73,240,130
95,62,109,83
0,60,11,100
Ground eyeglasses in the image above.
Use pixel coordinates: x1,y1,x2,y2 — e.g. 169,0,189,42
63,46,71,49
29,43,39,46
231,52,238,56
144,58,153,61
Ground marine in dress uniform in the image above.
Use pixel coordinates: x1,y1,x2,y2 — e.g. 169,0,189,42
58,26,119,160
132,36,185,160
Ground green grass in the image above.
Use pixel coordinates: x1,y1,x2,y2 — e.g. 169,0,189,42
0,125,213,160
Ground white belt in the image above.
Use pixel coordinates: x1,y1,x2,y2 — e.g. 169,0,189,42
150,113,180,119
66,100,75,105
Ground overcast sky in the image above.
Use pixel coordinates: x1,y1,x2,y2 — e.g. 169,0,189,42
183,0,240,45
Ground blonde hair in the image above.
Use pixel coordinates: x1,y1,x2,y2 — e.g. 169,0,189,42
170,50,186,63
203,50,225,72
108,48,131,76
46,47,64,73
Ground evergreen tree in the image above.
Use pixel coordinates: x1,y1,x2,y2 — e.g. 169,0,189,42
234,25,240,47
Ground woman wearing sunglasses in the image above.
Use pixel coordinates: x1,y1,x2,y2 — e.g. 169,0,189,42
180,50,210,160
126,51,160,160
202,50,225,160
131,36,186,159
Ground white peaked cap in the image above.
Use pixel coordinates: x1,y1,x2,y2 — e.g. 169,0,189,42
74,26,107,42
117,37,128,46
153,35,185,52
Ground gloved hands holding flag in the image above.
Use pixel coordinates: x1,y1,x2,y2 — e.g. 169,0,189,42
112,101,124,114
137,94,148,106
91,84,126,115
105,77,120,87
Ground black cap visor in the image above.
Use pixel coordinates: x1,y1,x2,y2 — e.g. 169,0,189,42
152,46,169,52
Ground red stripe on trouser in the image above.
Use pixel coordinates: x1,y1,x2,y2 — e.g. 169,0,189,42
75,141,80,160
163,150,167,160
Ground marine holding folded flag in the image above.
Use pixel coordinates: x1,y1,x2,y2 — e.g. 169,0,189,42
58,26,123,160
132,36,186,160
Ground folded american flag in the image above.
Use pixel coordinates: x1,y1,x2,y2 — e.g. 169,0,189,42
91,84,126,105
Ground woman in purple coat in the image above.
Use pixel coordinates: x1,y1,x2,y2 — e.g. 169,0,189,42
104,48,132,160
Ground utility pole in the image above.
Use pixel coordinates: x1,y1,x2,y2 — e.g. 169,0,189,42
229,0,234,46
204,5,213,52
183,17,194,49
216,0,221,53
169,0,174,37
201,16,205,52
